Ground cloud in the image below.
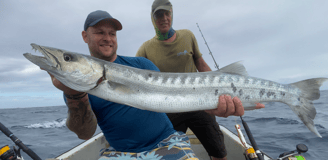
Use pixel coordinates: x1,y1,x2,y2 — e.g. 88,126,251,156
0,0,327,108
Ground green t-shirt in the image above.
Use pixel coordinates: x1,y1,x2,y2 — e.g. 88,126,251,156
136,29,202,73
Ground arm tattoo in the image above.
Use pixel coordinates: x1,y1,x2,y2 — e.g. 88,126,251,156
65,95,97,140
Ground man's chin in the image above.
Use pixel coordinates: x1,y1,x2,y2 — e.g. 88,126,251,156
96,49,113,56
102,52,114,57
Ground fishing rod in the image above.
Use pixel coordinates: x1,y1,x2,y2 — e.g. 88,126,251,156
196,22,261,155
196,23,308,160
240,116,264,160
196,22,264,159
196,23,219,70
236,118,308,160
196,22,261,157
0,122,41,160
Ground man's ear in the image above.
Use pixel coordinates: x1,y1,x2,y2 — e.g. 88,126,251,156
82,30,88,43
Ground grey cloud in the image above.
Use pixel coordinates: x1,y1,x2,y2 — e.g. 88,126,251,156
0,0,328,108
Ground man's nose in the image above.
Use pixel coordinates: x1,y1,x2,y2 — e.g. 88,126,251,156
103,33,112,41
162,14,169,21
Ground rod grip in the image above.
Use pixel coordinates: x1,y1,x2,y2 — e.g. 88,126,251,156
0,122,42,160
240,117,264,160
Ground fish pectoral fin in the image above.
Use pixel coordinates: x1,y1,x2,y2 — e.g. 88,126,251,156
107,81,134,94
217,61,248,76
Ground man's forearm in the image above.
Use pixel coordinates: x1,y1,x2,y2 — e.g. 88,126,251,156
65,95,97,140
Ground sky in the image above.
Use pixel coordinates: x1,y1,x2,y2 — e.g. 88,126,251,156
0,0,327,109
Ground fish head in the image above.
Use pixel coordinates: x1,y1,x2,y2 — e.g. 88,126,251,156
23,43,104,92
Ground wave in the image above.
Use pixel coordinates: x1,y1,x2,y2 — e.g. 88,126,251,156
31,110,60,114
313,102,325,105
315,124,325,129
248,117,301,125
25,118,67,129
245,117,326,130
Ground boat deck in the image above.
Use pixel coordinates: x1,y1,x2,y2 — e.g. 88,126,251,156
51,125,272,160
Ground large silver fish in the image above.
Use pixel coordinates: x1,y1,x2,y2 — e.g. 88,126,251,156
24,43,327,137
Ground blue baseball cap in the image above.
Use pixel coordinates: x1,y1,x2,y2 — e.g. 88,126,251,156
84,10,122,31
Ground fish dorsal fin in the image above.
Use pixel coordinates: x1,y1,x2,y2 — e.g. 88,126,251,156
217,61,248,76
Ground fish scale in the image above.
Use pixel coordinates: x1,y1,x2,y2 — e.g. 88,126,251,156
23,43,327,137
102,66,296,112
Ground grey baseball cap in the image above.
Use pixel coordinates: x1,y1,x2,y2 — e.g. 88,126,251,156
152,0,172,14
84,10,122,31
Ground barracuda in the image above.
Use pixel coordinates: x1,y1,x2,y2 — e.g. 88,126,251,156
24,43,327,137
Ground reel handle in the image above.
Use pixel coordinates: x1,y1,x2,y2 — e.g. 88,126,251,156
0,123,41,160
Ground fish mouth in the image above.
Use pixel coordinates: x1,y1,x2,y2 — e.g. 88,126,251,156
24,43,106,92
23,43,61,70
23,43,65,80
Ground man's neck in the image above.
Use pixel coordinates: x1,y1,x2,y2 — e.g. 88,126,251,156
109,54,117,62
162,32,176,43
90,52,117,62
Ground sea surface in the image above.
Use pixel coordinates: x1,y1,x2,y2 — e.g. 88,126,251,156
1,90,327,160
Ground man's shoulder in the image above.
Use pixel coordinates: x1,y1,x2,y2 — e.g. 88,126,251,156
176,29,194,35
140,36,157,47
122,55,150,61
117,56,159,71
176,29,196,40
117,55,147,64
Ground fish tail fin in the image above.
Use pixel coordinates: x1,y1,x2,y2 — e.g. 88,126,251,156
287,78,328,138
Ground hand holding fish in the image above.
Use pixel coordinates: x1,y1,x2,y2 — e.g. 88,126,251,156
205,95,265,117
43,69,97,140
43,69,84,97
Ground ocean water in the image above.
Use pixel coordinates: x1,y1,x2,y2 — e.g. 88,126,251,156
0,90,327,160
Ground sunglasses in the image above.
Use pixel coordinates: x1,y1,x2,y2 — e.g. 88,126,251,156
154,10,171,20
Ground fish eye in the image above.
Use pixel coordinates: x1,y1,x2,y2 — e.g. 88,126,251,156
63,54,72,61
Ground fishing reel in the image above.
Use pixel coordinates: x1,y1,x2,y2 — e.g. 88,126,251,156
0,122,41,160
236,117,308,160
0,145,23,160
275,144,308,160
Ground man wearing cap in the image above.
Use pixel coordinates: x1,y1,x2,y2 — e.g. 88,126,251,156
45,10,261,160
136,0,264,160
47,10,197,160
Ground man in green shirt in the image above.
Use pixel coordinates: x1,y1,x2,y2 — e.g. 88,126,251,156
136,1,266,159
136,4,206,74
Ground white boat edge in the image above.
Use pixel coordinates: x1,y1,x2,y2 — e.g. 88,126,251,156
49,125,273,160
